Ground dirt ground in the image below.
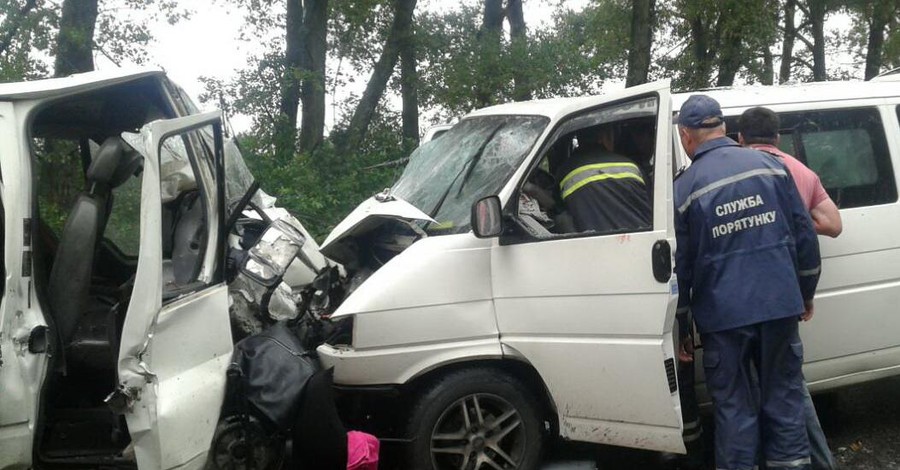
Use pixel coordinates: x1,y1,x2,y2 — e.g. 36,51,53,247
540,375,900,469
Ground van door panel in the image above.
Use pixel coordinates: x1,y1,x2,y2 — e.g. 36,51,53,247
117,112,231,470
491,82,684,453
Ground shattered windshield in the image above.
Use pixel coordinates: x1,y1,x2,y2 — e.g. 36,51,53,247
392,115,548,234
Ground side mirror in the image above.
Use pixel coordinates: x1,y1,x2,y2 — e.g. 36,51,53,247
472,196,503,238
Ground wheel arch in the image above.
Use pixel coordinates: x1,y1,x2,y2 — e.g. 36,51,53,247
403,357,560,438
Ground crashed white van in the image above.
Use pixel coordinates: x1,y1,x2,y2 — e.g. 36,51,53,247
317,79,900,469
0,69,330,469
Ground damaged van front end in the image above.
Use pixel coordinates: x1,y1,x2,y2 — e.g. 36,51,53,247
0,69,332,470
315,115,550,385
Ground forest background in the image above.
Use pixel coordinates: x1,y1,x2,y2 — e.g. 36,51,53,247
2,0,899,239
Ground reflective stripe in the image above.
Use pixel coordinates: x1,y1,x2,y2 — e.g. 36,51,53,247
676,306,690,314
560,163,645,199
677,168,788,214
560,162,642,188
683,419,700,430
798,265,821,277
766,457,811,468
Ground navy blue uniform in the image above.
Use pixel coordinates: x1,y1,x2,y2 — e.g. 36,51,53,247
557,148,651,233
674,137,821,470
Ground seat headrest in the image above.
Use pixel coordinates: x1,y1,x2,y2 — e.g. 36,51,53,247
88,137,143,188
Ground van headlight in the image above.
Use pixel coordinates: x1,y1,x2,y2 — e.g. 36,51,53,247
325,315,354,348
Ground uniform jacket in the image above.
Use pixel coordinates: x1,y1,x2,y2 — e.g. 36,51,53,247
674,137,821,334
556,148,651,234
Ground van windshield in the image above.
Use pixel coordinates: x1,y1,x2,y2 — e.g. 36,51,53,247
392,115,548,234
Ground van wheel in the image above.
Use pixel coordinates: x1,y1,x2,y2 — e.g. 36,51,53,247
407,368,544,470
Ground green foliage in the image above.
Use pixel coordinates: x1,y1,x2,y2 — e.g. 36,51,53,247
238,105,407,241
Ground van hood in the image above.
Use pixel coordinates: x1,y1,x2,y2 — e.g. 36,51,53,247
320,193,435,265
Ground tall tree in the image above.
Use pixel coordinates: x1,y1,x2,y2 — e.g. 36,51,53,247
863,0,898,79
474,0,504,107
54,0,99,76
340,0,417,153
780,0,797,83
398,0,418,144
679,1,719,89
507,0,531,100
626,0,655,87
298,0,328,153
277,0,303,160
807,0,827,81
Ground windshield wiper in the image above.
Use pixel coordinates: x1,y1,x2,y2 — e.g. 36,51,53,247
455,123,506,197
428,159,471,219
426,123,506,220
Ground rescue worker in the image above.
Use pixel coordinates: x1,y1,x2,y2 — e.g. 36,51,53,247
556,125,651,233
674,95,821,470
739,106,842,470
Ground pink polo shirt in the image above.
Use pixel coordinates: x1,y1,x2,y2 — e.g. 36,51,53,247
750,144,830,211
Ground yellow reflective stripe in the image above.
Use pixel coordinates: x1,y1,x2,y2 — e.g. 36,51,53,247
559,162,641,189
561,172,645,199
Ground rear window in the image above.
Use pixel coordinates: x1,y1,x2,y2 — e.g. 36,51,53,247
728,107,896,209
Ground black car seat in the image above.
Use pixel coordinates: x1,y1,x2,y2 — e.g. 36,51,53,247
48,136,142,350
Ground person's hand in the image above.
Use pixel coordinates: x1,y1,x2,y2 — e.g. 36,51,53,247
801,299,815,321
678,336,694,363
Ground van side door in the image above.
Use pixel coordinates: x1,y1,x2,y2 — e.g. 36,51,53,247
490,81,685,453
116,112,232,470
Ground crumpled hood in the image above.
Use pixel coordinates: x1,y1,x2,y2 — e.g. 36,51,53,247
320,195,435,265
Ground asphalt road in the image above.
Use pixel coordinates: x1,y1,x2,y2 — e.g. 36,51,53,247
540,375,900,470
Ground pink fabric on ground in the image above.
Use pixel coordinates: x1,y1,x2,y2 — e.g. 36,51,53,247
750,143,830,211
346,431,379,470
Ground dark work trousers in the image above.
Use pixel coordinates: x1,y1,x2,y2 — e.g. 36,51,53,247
802,381,837,470
677,355,706,467
701,317,809,470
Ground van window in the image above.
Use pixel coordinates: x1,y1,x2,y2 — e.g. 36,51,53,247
507,95,658,240
730,108,896,209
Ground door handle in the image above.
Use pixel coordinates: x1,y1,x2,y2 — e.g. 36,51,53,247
651,240,672,283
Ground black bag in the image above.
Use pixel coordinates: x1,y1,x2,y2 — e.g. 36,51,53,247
230,321,319,431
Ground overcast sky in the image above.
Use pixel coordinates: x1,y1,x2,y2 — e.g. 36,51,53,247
108,1,589,131
106,0,855,133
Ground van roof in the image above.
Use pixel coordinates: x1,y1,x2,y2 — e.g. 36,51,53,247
468,80,899,120
673,80,900,111
0,67,165,101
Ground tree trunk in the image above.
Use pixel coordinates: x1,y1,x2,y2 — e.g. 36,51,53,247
399,17,419,145
340,0,417,153
626,0,655,87
761,46,774,85
277,0,303,160
685,13,714,89
779,0,795,83
54,0,99,77
809,0,827,81
474,0,504,107
716,16,744,86
507,0,531,100
864,0,896,80
298,0,328,153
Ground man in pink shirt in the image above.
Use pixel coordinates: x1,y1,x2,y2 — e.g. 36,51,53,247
738,106,842,470
738,107,842,238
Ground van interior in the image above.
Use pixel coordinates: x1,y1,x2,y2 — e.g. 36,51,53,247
516,116,657,238
28,76,203,467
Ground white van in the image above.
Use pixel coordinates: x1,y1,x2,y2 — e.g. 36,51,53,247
0,69,330,469
316,79,900,469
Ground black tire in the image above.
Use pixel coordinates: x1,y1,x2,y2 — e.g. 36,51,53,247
407,367,545,470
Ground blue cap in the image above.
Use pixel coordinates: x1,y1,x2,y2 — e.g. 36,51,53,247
677,95,724,128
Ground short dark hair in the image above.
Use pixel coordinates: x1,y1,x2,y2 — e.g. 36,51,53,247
739,107,779,145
